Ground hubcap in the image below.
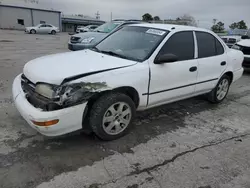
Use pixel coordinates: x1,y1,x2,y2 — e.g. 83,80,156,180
216,79,229,100
102,102,132,135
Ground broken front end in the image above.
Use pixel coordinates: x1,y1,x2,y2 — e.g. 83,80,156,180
21,74,108,111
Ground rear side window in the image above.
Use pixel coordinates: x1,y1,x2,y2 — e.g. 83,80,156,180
196,31,224,58
215,39,224,55
157,31,194,61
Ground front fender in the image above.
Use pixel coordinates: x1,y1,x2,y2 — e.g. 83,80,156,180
68,62,150,109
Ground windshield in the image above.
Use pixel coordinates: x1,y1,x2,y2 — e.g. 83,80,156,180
93,22,121,33
95,26,168,62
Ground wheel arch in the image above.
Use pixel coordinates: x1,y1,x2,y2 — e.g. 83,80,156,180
223,71,233,84
30,29,36,33
87,86,140,109
51,30,56,34
82,86,140,129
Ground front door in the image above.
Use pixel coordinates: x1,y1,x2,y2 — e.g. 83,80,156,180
38,24,47,33
148,31,198,106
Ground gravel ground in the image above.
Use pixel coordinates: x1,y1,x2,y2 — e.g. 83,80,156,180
0,30,250,188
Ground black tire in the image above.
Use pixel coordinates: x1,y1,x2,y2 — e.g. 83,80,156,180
51,30,56,35
30,29,36,34
89,92,136,141
207,74,231,104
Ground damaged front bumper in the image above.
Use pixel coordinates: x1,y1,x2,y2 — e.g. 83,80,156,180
12,74,87,136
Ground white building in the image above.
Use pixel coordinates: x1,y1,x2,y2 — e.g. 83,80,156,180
0,4,61,30
62,15,105,32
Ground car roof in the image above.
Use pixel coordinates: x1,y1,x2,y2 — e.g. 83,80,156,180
112,20,145,25
128,23,209,32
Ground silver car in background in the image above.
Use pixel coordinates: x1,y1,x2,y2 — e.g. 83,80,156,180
76,25,99,33
68,20,143,51
25,24,60,35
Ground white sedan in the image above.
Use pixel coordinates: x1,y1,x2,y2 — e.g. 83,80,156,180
13,24,244,140
25,24,60,35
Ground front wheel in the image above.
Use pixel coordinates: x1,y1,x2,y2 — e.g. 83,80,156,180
51,30,56,35
89,92,136,141
30,29,36,34
207,75,231,104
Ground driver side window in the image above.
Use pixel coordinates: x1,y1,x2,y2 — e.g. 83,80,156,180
157,31,195,61
40,24,46,28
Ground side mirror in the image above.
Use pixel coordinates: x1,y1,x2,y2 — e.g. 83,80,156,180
154,54,178,64
241,35,249,39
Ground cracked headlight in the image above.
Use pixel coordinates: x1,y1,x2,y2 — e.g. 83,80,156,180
35,84,56,99
35,83,89,105
81,37,95,43
35,82,108,108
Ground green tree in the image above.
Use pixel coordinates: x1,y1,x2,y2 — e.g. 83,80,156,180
237,20,247,29
211,21,225,33
229,22,238,29
153,16,160,21
180,14,197,26
142,13,153,21
229,20,248,29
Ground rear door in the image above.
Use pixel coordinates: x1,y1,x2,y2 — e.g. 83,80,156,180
195,31,227,93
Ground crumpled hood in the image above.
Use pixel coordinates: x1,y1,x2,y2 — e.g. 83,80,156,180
73,32,108,45
23,50,137,85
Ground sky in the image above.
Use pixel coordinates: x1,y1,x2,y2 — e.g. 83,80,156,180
1,0,250,29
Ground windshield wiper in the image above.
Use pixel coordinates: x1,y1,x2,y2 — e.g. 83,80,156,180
99,50,129,60
90,46,100,52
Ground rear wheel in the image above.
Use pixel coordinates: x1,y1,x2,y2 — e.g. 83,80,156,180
89,92,136,141
207,75,231,104
30,29,36,34
51,30,56,35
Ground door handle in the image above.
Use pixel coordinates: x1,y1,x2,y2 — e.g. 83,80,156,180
189,66,197,72
221,61,226,66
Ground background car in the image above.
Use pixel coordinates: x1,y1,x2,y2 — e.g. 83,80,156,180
221,35,241,48
232,39,250,71
68,19,144,51
25,24,60,35
241,29,250,39
76,25,99,33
